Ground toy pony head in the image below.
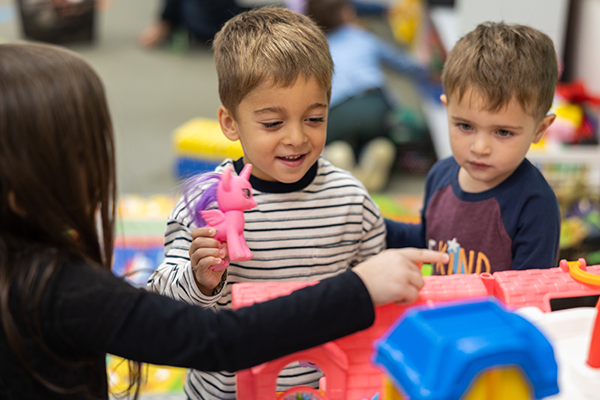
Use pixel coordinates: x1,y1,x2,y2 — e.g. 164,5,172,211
217,164,256,212
185,164,256,227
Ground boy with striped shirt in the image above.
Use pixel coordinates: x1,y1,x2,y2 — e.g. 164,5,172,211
148,7,386,399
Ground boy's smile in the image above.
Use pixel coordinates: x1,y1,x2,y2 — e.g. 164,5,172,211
442,91,555,193
218,77,328,183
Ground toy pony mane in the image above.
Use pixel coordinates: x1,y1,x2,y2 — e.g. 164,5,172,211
183,171,221,227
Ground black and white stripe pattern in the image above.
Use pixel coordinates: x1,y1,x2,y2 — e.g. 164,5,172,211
148,157,385,399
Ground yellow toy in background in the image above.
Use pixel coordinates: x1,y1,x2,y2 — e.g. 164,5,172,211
388,0,424,47
461,368,531,400
173,118,244,179
383,368,531,400
107,355,186,395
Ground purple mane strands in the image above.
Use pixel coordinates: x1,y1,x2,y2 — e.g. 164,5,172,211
183,171,221,227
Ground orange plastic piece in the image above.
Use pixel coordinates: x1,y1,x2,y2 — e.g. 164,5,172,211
562,259,600,369
567,259,600,287
588,311,600,368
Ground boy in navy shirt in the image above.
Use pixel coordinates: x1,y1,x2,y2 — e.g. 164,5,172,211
386,22,560,274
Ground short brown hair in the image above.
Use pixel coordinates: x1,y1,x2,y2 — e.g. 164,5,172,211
441,22,558,120
212,7,333,117
307,0,348,32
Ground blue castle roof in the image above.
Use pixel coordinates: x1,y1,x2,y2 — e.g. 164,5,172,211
372,299,559,400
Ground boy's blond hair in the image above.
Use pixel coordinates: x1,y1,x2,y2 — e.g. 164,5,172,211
441,22,557,120
212,7,333,118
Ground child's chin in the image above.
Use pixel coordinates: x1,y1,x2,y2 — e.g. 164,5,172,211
276,170,307,184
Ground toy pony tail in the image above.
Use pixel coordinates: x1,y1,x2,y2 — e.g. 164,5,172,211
183,171,220,227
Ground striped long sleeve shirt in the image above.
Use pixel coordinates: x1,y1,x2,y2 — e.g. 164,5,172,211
148,157,386,400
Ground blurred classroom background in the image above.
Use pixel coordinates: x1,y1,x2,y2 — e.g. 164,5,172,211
2,0,600,397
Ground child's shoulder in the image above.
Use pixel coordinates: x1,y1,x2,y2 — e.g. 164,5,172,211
329,24,376,45
317,157,371,193
426,156,460,185
505,159,556,198
520,159,554,188
496,159,559,221
430,156,459,171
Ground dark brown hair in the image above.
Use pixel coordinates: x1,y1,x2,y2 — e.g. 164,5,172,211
212,7,333,118
307,0,349,33
441,22,558,120
0,42,140,398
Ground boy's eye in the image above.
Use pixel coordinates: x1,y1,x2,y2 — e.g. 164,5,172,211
458,123,472,131
307,117,325,124
497,129,513,137
262,121,282,128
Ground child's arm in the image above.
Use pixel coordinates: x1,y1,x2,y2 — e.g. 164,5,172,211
356,196,387,261
385,218,426,249
511,194,561,270
114,249,447,370
147,198,225,307
52,249,445,372
375,35,429,81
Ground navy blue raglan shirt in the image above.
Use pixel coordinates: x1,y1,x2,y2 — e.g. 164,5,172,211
386,157,560,274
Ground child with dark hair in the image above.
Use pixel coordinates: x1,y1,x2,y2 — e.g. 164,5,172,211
0,41,447,400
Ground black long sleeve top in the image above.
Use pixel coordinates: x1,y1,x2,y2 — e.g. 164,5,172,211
0,258,374,399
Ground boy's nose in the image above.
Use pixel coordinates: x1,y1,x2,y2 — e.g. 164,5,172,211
283,124,307,147
470,134,491,155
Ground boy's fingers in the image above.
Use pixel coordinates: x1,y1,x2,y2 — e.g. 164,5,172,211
407,269,425,290
191,227,218,239
398,248,449,265
191,247,224,268
201,257,224,270
191,237,221,251
394,284,420,305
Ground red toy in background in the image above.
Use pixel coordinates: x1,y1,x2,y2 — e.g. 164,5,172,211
545,81,600,146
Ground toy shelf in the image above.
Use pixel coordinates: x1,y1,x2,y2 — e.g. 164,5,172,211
528,145,600,191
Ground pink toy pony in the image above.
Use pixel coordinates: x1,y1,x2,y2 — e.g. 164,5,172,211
185,164,256,270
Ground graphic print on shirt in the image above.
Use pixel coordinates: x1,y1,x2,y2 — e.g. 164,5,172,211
425,185,513,275
428,237,491,275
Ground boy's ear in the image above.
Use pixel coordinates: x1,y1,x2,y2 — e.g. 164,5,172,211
532,114,556,144
440,94,448,107
218,105,240,141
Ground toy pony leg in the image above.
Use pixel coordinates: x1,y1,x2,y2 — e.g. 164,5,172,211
238,233,253,261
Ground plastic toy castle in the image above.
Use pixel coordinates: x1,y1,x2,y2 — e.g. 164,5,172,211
231,259,600,400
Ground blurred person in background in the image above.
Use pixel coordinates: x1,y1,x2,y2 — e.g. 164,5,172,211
139,0,244,47
308,0,430,192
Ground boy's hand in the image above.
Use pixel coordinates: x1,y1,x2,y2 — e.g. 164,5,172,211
353,248,449,306
189,227,229,295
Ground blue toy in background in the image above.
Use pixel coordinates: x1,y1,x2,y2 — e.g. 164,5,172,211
113,239,164,287
372,299,559,400
112,194,177,287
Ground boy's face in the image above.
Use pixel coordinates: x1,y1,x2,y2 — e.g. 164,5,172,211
218,77,328,183
442,91,555,193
